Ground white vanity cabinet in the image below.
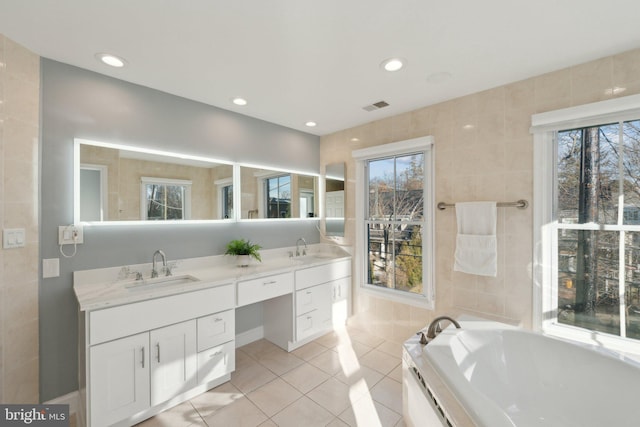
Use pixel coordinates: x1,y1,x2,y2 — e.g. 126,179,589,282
237,271,294,307
295,282,332,341
80,284,235,427
331,276,350,327
150,320,197,406
89,332,150,427
294,259,352,343
196,309,235,384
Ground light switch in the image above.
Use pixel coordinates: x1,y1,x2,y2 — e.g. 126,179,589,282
3,228,25,249
43,258,60,278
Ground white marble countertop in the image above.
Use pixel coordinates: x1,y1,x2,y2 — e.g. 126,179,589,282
74,243,351,311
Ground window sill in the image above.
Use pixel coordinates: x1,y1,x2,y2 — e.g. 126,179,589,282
360,283,435,310
542,321,640,358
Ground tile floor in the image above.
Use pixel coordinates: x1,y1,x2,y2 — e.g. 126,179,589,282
136,325,406,427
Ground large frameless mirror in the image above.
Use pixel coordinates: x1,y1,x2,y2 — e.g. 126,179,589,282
239,165,319,220
74,139,235,223
325,162,345,236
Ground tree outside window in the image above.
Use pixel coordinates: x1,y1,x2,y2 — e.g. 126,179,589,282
266,175,291,218
366,153,425,295
556,120,640,339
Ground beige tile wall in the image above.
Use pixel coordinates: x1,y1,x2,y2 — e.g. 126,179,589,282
0,35,40,403
321,47,640,343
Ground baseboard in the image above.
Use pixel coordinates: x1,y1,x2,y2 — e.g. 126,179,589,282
44,390,85,426
235,325,264,347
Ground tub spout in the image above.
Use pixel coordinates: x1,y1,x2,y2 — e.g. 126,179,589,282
426,316,461,341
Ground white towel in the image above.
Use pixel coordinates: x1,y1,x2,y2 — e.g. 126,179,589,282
453,202,497,277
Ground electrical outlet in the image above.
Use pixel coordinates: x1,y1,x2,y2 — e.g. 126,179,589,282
58,225,84,245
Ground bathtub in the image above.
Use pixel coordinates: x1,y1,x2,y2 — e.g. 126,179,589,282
404,317,640,427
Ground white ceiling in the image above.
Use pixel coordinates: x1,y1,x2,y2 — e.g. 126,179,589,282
1,1,640,136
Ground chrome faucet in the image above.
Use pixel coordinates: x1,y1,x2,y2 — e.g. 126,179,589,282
296,237,307,257
417,316,462,345
151,249,167,278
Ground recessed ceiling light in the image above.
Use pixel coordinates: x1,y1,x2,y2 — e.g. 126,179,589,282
305,121,317,127
380,58,405,72
350,137,360,142
95,53,126,68
232,97,248,106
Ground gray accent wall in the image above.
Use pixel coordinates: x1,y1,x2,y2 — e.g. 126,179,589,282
40,59,320,401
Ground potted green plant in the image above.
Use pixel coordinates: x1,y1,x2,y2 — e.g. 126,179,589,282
225,238,262,267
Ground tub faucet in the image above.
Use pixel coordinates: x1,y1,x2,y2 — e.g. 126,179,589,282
151,249,168,278
296,237,307,256
419,316,462,344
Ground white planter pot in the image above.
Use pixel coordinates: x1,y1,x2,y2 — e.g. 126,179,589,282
236,255,250,267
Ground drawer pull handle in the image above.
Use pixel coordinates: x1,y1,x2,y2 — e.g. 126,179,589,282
214,318,223,322
141,347,145,368
263,280,277,285
209,351,223,358
157,343,161,363
306,291,312,294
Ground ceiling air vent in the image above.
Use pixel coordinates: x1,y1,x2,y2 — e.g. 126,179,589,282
362,100,390,112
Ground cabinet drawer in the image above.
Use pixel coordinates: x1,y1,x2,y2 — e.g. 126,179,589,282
197,340,235,384
237,272,294,307
296,306,331,342
296,282,331,316
89,284,234,345
295,259,351,290
197,309,235,352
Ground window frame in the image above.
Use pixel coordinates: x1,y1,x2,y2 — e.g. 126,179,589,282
533,94,640,355
140,176,192,221
264,173,292,219
353,136,435,309
215,177,234,220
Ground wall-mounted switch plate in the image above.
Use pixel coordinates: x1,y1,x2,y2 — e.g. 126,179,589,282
43,258,60,278
3,228,26,249
58,225,84,245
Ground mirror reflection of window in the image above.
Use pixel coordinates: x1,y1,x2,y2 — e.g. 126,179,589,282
77,140,234,222
237,165,319,220
222,185,233,219
141,177,192,220
266,174,291,218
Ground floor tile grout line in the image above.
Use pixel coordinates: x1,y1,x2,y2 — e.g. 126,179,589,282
138,332,405,426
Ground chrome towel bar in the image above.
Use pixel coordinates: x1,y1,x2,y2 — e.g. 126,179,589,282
437,199,529,210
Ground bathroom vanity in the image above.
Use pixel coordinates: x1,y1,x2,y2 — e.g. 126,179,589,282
74,244,351,427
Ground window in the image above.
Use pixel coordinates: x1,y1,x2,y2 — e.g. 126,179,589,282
353,137,434,307
533,94,640,352
140,177,192,220
265,174,291,218
222,184,233,219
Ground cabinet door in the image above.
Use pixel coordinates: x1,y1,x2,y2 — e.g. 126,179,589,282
331,277,351,327
150,320,197,406
89,332,150,427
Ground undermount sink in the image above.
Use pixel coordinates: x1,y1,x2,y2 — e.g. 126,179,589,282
265,257,304,268
124,274,200,290
306,253,335,259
